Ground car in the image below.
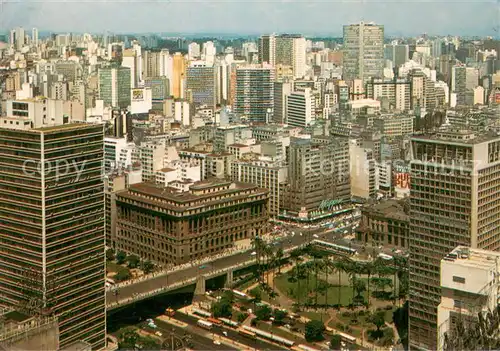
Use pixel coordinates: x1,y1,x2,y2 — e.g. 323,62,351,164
213,340,221,345
250,251,256,256
222,331,228,336
155,331,163,337
199,264,207,269
313,234,319,238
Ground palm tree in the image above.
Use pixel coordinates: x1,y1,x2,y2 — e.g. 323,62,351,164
363,261,374,308
264,244,274,287
322,258,333,307
290,250,303,305
276,248,284,274
332,260,345,307
251,236,265,283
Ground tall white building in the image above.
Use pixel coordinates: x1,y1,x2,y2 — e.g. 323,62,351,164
31,27,38,47
188,42,201,60
286,88,315,128
343,22,385,82
202,41,216,65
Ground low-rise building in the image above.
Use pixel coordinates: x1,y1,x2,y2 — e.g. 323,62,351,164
437,246,500,351
356,199,410,248
114,180,270,265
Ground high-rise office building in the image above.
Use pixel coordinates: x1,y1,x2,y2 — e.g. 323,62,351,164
10,27,25,51
31,28,38,47
384,43,409,68
186,65,217,109
188,42,201,60
286,88,316,128
451,65,467,106
0,123,106,349
409,130,500,350
98,66,131,108
343,22,384,82
172,53,186,99
273,81,292,124
234,65,274,123
259,34,307,78
259,34,276,66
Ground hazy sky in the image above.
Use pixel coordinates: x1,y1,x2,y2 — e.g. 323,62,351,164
0,0,498,36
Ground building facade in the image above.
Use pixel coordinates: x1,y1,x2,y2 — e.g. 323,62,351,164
234,66,274,123
0,123,106,349
114,180,269,265
409,130,500,350
98,66,131,108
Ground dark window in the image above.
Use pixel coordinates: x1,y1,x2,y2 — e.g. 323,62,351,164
452,276,465,284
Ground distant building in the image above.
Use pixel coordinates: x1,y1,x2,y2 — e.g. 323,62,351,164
286,88,316,128
114,180,270,265
343,22,384,82
98,66,131,108
186,66,217,109
234,66,274,123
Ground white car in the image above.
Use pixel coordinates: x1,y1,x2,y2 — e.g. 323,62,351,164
155,331,162,337
250,251,256,256
213,340,221,345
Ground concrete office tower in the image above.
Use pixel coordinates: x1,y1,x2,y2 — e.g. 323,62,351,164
122,49,137,88
31,28,38,47
409,130,500,350
451,65,466,106
286,88,316,128
186,65,217,109
273,81,292,124
343,22,384,82
98,66,131,108
202,41,216,65
0,123,106,349
234,66,274,123
10,27,25,50
259,34,276,66
172,53,186,99
274,34,307,79
188,42,201,60
384,43,409,68
282,137,351,214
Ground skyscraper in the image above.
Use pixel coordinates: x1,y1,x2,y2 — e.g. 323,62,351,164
234,65,274,122
343,22,384,82
31,27,38,47
186,65,217,109
98,66,131,108
260,34,307,79
0,123,106,349
409,130,500,350
259,34,276,66
286,88,316,128
172,52,186,99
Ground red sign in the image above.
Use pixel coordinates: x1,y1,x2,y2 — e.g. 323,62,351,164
394,172,410,190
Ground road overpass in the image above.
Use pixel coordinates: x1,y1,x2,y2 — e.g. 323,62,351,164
106,223,405,311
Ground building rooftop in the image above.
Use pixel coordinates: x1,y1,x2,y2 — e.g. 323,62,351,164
444,246,500,271
412,129,500,145
362,199,409,221
34,122,99,133
2,310,31,323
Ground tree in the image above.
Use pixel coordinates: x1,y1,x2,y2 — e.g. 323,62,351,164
211,299,232,318
106,248,115,261
119,328,139,349
237,312,248,323
142,260,154,274
273,309,287,325
330,334,342,350
276,248,284,274
255,305,272,321
126,255,140,269
305,320,326,342
362,261,374,307
249,287,262,303
353,278,366,299
114,270,130,282
116,251,127,264
370,311,386,332
221,289,234,303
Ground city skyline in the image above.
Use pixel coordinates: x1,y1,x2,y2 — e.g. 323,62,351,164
0,0,498,37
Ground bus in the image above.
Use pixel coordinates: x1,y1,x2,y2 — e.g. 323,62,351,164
218,318,239,328
238,328,256,339
192,308,211,318
197,319,213,330
338,332,356,344
378,253,393,260
312,240,357,256
207,317,223,326
242,326,294,347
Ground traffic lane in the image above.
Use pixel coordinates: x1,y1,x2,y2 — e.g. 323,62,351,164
154,318,236,351
173,312,281,350
107,228,333,302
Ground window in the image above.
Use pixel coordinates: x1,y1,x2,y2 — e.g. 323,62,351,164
452,276,465,284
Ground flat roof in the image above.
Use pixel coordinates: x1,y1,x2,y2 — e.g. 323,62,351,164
363,199,409,221
445,246,500,271
3,310,31,323
412,129,500,145
34,123,100,133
